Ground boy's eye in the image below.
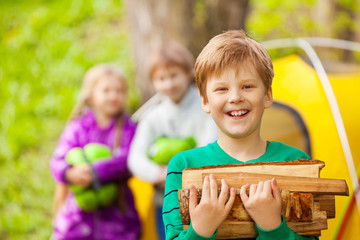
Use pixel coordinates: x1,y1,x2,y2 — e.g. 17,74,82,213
215,87,227,91
243,85,252,89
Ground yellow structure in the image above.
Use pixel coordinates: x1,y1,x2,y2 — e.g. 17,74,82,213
129,54,360,240
262,55,360,240
128,177,157,240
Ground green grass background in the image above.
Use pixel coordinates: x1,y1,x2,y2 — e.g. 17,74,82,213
1,0,358,239
0,0,138,239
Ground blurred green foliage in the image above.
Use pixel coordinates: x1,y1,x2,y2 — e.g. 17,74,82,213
247,0,318,40
247,0,320,59
0,0,137,239
1,0,359,239
247,0,360,61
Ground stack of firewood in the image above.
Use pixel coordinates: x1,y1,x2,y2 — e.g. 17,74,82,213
178,159,348,239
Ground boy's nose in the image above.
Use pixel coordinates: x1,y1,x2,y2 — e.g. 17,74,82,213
228,89,244,103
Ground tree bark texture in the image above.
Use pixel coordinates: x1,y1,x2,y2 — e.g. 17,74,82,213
125,0,250,103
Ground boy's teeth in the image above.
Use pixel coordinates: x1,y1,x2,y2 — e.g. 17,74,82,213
230,110,248,117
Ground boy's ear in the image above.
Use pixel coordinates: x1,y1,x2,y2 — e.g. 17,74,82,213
264,87,273,109
201,96,211,114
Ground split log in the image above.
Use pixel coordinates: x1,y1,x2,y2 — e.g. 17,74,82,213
182,159,325,189
179,189,313,225
199,172,349,196
183,202,327,239
179,160,347,238
314,195,335,218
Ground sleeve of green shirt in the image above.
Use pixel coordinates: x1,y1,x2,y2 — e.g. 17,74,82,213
163,153,217,240
256,215,319,240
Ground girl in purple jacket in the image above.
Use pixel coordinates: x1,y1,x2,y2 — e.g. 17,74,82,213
50,64,141,240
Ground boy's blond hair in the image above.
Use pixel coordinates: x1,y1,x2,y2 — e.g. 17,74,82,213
195,30,274,100
149,41,195,80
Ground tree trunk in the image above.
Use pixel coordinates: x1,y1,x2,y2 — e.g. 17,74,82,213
314,0,359,63
125,0,250,103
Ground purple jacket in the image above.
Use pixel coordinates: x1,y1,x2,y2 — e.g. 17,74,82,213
50,111,141,240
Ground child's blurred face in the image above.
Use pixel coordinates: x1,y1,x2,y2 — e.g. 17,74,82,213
89,75,127,118
152,65,192,103
201,60,273,140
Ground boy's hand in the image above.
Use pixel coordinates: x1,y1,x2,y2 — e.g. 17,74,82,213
240,178,282,230
65,164,92,188
189,174,235,237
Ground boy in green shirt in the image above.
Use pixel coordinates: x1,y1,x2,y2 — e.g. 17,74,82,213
163,30,318,240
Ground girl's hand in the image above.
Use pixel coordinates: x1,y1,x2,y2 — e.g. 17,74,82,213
240,178,282,230
189,174,235,237
65,164,92,188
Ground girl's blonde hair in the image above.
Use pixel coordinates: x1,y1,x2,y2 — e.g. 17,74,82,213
69,64,127,121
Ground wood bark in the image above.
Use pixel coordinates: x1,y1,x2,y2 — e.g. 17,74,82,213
125,0,250,103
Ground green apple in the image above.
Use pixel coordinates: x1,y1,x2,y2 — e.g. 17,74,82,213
66,147,85,165
97,184,118,207
84,143,112,163
70,185,85,195
75,190,98,211
65,143,118,211
66,144,112,165
148,137,197,165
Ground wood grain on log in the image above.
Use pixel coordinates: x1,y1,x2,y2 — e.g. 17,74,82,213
313,195,335,218
182,159,325,189
179,160,346,238
183,202,327,239
179,189,313,225
184,159,325,171
198,172,348,196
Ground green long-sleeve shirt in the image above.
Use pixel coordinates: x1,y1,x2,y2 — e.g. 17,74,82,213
163,141,319,240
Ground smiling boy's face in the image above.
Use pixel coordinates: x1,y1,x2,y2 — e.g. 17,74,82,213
201,60,273,140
